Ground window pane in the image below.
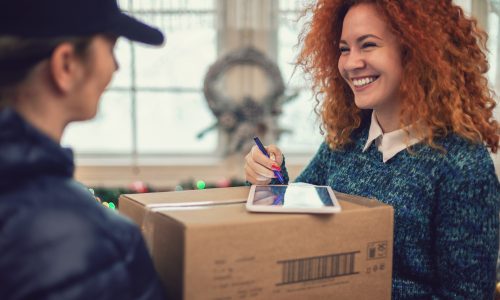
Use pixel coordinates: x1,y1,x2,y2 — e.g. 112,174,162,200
488,11,498,85
279,89,324,153
66,0,217,157
136,91,217,153
127,0,214,10
109,39,132,88
117,0,129,10
488,10,500,119
278,0,323,152
278,4,305,88
130,1,216,89
134,25,216,88
62,91,133,153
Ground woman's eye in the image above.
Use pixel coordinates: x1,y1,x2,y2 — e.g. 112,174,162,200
362,42,377,49
339,47,350,54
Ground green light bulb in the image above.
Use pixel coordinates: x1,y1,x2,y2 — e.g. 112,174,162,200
196,180,206,190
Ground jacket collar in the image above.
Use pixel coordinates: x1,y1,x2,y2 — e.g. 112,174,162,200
0,108,74,189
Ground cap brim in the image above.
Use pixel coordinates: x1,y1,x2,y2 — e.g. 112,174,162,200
110,13,165,46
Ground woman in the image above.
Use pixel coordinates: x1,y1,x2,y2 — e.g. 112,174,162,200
245,0,500,299
0,0,166,299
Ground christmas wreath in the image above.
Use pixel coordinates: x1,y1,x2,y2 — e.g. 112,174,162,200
199,46,296,154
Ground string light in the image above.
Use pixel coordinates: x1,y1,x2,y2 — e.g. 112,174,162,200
196,180,206,190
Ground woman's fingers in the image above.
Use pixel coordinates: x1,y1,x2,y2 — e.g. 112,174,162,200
266,145,284,166
252,145,282,169
244,144,283,184
245,162,273,184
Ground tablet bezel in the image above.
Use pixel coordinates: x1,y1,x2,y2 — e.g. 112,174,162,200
246,184,342,214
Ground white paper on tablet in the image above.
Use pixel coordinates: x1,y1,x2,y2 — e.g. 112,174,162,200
246,183,341,214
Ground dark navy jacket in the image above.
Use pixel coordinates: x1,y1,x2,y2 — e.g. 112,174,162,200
0,109,166,300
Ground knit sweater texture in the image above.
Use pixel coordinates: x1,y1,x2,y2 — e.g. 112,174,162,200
278,125,500,299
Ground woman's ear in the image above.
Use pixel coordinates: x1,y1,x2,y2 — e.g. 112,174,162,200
49,43,82,93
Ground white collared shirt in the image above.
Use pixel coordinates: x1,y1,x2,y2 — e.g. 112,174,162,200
362,112,422,163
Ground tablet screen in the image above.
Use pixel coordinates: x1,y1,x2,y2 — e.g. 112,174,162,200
252,185,335,208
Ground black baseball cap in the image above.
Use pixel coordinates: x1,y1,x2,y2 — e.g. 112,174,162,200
0,0,165,45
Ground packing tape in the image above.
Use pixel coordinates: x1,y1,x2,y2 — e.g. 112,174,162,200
141,199,247,253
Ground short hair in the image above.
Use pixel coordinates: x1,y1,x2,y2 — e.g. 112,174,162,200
0,36,92,105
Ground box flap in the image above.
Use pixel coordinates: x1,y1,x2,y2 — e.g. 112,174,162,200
122,186,250,207
119,186,392,227
121,186,388,209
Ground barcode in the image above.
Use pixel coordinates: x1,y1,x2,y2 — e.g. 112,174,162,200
277,251,360,285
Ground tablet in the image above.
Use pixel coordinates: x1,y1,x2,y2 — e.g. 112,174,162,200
246,184,341,214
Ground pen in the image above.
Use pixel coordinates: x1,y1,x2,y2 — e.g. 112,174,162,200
253,136,285,184
272,193,284,205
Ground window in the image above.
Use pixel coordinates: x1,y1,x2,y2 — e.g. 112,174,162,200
62,0,218,157
63,0,326,163
455,0,499,118
488,1,500,119
63,0,499,170
277,0,323,154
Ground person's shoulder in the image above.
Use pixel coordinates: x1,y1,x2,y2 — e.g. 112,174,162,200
431,135,500,211
0,203,145,299
4,176,141,242
443,134,492,168
0,178,143,260
438,134,495,174
3,202,140,257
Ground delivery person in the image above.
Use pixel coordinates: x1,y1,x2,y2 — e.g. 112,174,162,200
0,0,167,299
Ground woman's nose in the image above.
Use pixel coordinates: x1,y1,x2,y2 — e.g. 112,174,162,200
343,50,366,71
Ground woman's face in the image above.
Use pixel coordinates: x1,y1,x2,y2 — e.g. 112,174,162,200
71,34,118,121
338,3,403,115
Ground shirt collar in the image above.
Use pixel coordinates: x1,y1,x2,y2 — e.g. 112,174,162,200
362,111,422,162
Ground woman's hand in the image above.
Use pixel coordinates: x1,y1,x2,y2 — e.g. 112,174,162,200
244,144,283,185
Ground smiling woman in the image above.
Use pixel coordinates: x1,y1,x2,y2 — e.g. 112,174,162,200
243,0,500,299
337,4,404,132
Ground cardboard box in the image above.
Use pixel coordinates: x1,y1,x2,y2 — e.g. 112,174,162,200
119,186,394,300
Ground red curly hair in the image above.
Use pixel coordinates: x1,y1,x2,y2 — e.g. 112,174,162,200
297,0,499,153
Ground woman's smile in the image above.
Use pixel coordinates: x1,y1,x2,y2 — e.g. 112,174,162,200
351,75,379,91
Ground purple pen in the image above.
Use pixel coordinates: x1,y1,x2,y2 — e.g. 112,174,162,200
272,193,284,205
253,137,285,184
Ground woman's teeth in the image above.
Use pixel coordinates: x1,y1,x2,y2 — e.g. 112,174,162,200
352,77,377,87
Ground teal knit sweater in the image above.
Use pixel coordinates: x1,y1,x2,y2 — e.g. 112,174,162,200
278,126,500,299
